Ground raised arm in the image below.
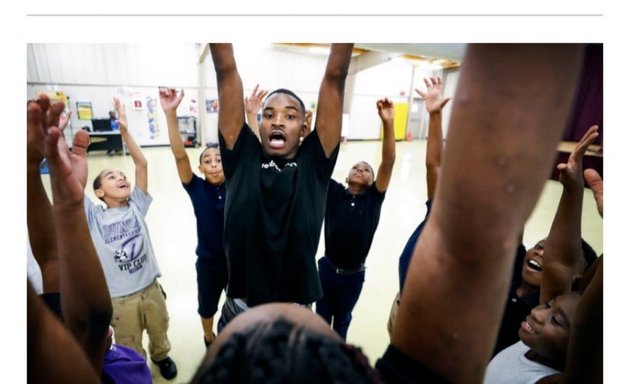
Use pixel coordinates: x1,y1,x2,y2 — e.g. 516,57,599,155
393,44,584,383
583,168,603,217
28,282,101,384
416,76,451,200
114,97,148,193
28,97,113,372
314,43,354,157
27,95,63,293
540,125,599,304
159,88,193,184
563,170,603,383
374,98,396,192
244,83,268,138
210,43,245,149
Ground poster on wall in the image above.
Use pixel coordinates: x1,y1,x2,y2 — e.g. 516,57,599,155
146,96,160,140
206,99,218,113
76,101,93,120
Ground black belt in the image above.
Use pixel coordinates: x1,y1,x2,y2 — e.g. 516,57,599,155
324,257,366,275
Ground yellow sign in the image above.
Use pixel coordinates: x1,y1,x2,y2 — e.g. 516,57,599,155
76,101,93,120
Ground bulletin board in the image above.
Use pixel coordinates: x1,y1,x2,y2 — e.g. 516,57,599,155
39,91,68,107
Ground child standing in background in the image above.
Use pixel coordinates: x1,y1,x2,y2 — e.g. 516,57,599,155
159,87,228,349
316,97,396,340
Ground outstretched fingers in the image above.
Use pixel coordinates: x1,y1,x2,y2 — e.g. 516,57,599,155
557,125,599,181
583,169,603,217
573,125,599,156
43,126,68,173
47,102,65,131
114,97,128,129
46,126,87,206
36,95,51,127
70,130,90,190
27,101,46,161
256,88,269,101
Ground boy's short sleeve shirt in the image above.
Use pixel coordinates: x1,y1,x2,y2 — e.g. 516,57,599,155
84,188,161,298
219,124,339,306
182,174,226,261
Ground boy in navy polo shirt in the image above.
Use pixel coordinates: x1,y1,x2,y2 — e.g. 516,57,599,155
159,87,227,348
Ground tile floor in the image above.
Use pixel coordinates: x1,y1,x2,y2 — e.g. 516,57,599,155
40,139,603,383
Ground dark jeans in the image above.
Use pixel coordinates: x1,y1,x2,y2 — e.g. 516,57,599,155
315,257,365,341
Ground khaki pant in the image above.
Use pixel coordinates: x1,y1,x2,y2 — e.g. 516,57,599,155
111,279,171,361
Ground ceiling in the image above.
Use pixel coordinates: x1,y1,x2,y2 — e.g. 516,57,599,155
355,43,466,61
273,43,467,69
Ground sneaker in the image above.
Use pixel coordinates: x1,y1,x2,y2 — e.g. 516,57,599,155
151,356,177,380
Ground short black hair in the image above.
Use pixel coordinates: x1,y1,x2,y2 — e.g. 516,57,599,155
264,88,306,118
199,142,219,164
192,318,381,384
92,172,105,201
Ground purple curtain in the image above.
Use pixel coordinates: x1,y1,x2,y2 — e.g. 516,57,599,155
564,44,603,144
551,44,603,181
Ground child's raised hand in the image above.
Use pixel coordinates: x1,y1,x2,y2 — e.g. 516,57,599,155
584,168,603,218
27,95,64,165
159,87,185,113
557,125,599,190
416,77,451,114
28,96,86,206
244,84,268,115
113,97,128,131
59,110,72,132
376,98,395,124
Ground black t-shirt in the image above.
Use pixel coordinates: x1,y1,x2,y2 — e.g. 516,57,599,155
219,124,339,306
40,292,62,321
324,181,386,269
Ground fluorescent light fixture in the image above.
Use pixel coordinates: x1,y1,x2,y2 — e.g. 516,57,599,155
308,46,331,55
416,61,444,70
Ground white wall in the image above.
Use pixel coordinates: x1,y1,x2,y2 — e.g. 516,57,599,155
27,43,460,143
199,43,328,144
28,43,202,146
26,84,200,147
27,43,199,87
